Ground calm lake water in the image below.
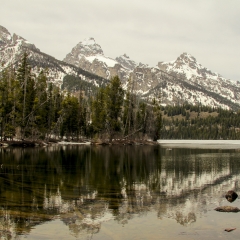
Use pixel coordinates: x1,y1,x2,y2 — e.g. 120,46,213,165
1,145,240,239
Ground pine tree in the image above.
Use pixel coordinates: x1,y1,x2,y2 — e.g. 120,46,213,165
91,87,106,135
0,64,20,140
33,70,49,139
123,88,135,136
136,102,147,134
105,76,124,141
16,52,36,138
61,94,80,140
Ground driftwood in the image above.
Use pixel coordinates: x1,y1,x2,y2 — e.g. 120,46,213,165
215,206,240,212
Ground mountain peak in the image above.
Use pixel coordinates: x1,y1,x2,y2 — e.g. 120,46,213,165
12,33,39,51
0,25,11,36
177,52,197,63
115,54,137,70
12,33,26,43
0,25,12,48
69,37,104,58
158,52,221,81
81,37,96,46
137,62,149,68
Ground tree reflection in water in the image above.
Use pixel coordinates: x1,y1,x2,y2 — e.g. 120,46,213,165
0,146,240,239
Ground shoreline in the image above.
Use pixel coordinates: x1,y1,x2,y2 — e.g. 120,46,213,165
0,139,159,147
2,139,240,149
158,140,240,149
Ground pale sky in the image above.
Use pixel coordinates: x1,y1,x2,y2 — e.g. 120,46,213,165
1,0,240,80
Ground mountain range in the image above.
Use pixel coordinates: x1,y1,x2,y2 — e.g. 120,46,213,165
1,25,240,110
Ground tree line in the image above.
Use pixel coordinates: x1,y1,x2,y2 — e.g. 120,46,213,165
161,105,240,139
0,53,162,141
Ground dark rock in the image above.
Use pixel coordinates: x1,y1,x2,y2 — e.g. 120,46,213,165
225,190,238,203
215,206,240,212
225,228,236,232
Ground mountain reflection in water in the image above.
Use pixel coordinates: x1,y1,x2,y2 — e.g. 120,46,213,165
0,146,240,239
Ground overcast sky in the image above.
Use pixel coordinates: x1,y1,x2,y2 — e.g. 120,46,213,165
1,0,240,80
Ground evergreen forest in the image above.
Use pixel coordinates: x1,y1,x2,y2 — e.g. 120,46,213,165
161,104,240,139
0,53,161,142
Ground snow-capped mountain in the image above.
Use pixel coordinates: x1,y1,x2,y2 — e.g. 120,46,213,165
156,53,240,109
159,52,229,81
63,37,134,82
0,26,40,66
0,26,108,88
1,25,240,110
63,37,240,110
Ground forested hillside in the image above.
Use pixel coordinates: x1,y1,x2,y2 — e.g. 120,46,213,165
161,104,240,139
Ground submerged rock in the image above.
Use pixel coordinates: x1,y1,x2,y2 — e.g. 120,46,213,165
215,206,240,212
225,190,238,203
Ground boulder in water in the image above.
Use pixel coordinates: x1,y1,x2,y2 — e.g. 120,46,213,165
225,190,238,203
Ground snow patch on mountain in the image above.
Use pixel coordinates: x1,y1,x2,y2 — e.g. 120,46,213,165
85,55,118,67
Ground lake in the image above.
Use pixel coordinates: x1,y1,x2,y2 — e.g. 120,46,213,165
1,144,240,239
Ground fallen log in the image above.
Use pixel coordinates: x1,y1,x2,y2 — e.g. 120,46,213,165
215,206,240,212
